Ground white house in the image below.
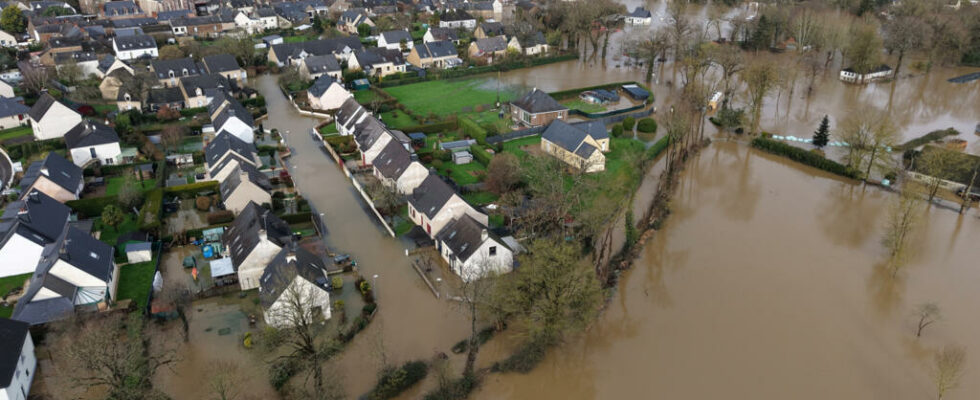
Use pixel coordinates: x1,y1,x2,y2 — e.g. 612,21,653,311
210,95,255,143
0,29,27,48
219,163,272,215
223,202,293,290
334,97,370,136
64,121,122,167
372,140,428,194
439,10,476,30
233,11,264,34
258,246,331,328
0,318,36,400
205,131,260,182
306,75,350,111
408,174,488,238
0,190,70,278
0,79,15,98
298,54,342,81
28,94,82,141
423,27,459,44
112,34,158,61
18,153,83,203
0,97,28,130
839,65,893,84
377,30,414,51
353,116,396,166
624,7,652,25
435,214,513,281
11,227,119,325
348,48,406,78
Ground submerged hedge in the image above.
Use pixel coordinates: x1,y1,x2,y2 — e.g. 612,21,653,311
751,137,861,179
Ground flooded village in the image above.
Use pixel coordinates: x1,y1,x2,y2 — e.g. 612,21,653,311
0,0,977,399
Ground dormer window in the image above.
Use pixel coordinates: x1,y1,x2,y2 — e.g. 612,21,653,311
168,70,175,78
182,68,188,76
196,88,202,96
124,93,131,101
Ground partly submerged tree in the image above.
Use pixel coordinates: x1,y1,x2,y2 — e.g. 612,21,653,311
742,61,778,135
933,345,966,400
914,302,941,338
881,185,922,275
914,146,968,202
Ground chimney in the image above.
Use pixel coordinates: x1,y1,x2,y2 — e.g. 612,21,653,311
481,228,488,241
60,239,71,259
285,248,297,263
28,191,39,203
258,228,267,242
239,169,249,181
39,167,49,176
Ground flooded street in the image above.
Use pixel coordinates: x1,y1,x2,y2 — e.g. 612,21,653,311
474,141,980,399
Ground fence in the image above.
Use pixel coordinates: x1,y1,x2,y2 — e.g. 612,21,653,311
485,108,654,145
569,103,646,119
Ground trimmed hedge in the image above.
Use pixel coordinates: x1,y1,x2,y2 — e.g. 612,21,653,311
645,135,670,160
375,54,578,88
67,195,120,218
368,361,429,400
470,145,492,166
549,81,639,100
207,210,235,225
179,106,208,117
895,128,959,151
751,137,861,179
138,188,163,230
622,116,636,131
280,212,313,224
164,181,220,199
611,125,624,137
637,118,657,133
459,117,487,145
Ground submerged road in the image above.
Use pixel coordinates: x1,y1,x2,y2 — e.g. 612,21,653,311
254,75,468,395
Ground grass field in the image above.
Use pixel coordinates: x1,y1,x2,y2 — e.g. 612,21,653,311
562,99,607,113
464,110,511,133
0,273,32,318
95,214,139,246
92,104,118,115
354,89,378,105
319,123,338,136
435,161,486,186
383,79,519,116
106,177,157,196
501,135,542,157
116,261,156,310
380,110,420,129
0,126,33,141
462,191,499,206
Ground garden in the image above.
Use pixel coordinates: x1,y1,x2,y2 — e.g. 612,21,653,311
381,78,520,117
116,261,157,310
0,273,31,318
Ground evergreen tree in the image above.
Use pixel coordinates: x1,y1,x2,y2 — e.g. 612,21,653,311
0,5,25,33
813,115,830,148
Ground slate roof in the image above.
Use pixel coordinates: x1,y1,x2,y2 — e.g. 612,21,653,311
219,162,271,201
212,95,254,129
434,214,501,263
270,37,364,60
113,34,156,50
380,30,412,45
64,121,120,149
302,55,341,77
335,97,367,126
53,51,97,64
202,54,241,74
20,152,82,194
170,15,225,26
353,115,392,151
372,140,412,180
628,7,651,18
0,97,28,119
255,7,276,17
96,54,119,73
441,9,473,21
409,174,456,219
472,36,507,53
223,201,291,268
307,75,339,98
478,22,505,36
58,226,115,281
258,245,327,308
28,93,61,121
426,27,457,42
111,17,157,28
150,57,202,79
146,86,184,105
206,130,257,170
415,40,457,59
353,47,405,69
0,190,70,247
542,119,601,158
0,318,30,387
511,88,566,114
179,74,225,95
103,0,141,16
155,9,194,21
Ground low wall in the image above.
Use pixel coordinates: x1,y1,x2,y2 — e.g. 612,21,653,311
320,138,396,237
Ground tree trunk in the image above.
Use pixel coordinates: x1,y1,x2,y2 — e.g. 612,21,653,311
865,146,877,180
894,50,905,78
463,304,479,378
959,167,978,214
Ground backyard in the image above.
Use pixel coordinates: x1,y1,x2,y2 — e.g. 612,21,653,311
433,159,486,186
0,273,31,318
381,78,520,116
106,177,157,195
0,126,33,142
95,214,140,247
379,109,420,129
561,99,607,114
501,135,542,157
116,261,157,310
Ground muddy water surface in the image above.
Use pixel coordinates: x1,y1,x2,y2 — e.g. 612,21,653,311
475,142,980,399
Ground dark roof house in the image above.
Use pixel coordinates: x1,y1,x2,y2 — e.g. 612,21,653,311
511,88,566,114
64,121,120,149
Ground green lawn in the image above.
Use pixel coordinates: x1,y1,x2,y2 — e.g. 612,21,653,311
106,177,156,196
562,99,607,113
489,214,504,228
116,261,156,310
95,214,139,246
582,138,648,208
379,110,419,129
435,161,486,186
0,125,33,141
0,273,31,298
283,34,319,43
319,123,338,136
501,135,542,157
462,191,499,206
353,89,378,105
92,104,118,115
394,219,414,236
464,110,511,133
382,79,520,116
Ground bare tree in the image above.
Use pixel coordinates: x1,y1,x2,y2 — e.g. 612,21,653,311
456,259,503,379
844,20,883,79
160,281,193,341
208,360,246,400
839,108,898,179
161,124,187,154
710,44,744,104
914,302,941,338
58,59,83,85
881,186,922,275
742,61,778,134
485,152,522,194
933,345,966,400
19,61,50,95
915,145,968,202
883,17,931,77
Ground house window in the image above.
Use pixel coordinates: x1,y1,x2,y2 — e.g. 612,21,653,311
489,246,497,256
522,111,530,124
426,223,431,234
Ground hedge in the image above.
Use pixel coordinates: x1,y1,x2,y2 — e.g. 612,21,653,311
751,137,861,179
622,116,636,131
280,212,313,224
138,188,163,230
164,181,220,199
549,81,640,100
375,53,578,88
367,361,429,400
470,144,493,166
179,106,208,117
66,195,120,218
459,117,487,145
207,210,235,225
637,118,657,133
645,135,669,160
395,119,459,134
894,128,959,151
611,125,624,137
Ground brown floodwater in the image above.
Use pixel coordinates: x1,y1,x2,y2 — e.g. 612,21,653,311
473,141,980,399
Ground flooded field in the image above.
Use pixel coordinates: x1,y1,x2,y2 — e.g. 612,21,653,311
473,141,980,399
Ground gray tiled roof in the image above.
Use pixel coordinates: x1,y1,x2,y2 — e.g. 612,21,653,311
302,54,341,74
150,57,202,79
20,153,82,194
415,40,457,59
0,97,29,119
0,318,29,386
541,119,602,158
353,48,404,69
0,190,70,247
511,88,566,114
372,140,412,180
307,75,338,98
472,36,507,53
270,37,364,60
206,130,257,170
219,162,271,201
202,54,241,74
64,121,119,149
113,34,156,50
478,22,504,36
146,86,184,105
434,214,502,263
222,202,291,268
380,30,412,44
28,93,60,121
426,27,457,42
409,174,456,219
258,245,327,308
212,95,254,130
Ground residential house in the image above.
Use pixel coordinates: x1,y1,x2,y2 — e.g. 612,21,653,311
473,22,505,40
0,318,35,400
65,121,122,167
306,75,350,111
150,57,203,88
102,0,143,18
348,48,406,78
39,38,83,67
209,93,255,143
28,94,83,141
466,1,495,19
468,36,511,61
439,9,476,30
52,51,100,77
11,227,119,325
0,29,29,48
222,201,292,290
220,163,272,215
334,97,369,136
145,86,184,111
0,79,14,98
19,153,83,203
435,214,512,281
116,90,141,111
202,54,247,83
205,130,259,182
353,116,395,165
267,37,364,66
372,140,428,194
297,54,341,81
624,7,651,25
255,8,280,30
338,8,372,34
112,34,157,60
540,119,607,172
513,31,548,55
169,15,231,38
839,65,893,84
233,10,264,34
178,74,226,108
0,190,70,278
259,245,331,327
423,27,459,44
407,174,488,238
377,30,413,51
98,59,134,100
407,40,461,69
0,98,28,130
510,88,567,127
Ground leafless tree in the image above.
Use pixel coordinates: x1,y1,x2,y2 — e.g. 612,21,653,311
160,281,193,341
485,152,521,194
710,44,744,103
914,302,941,338
19,61,50,95
742,61,778,134
839,107,898,179
455,259,503,378
881,185,922,275
208,360,247,400
883,17,931,77
915,145,968,202
57,59,83,86
933,345,966,400
161,124,187,154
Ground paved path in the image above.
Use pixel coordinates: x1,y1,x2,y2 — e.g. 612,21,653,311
0,146,14,191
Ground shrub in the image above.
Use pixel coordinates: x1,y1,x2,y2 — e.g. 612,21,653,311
492,339,548,373
138,188,164,230
206,210,235,225
332,300,345,311
279,212,312,224
611,125,624,138
362,303,377,315
164,181,219,199
368,361,429,400
432,159,444,169
637,118,657,133
750,137,861,179
432,149,451,162
195,196,212,211
268,358,300,391
459,117,487,145
470,145,492,166
67,195,121,218
331,276,343,290
622,116,636,131
422,375,478,400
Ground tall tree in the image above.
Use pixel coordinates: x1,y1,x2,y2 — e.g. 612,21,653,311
160,125,186,154
812,115,830,148
844,21,883,77
881,185,921,275
742,61,778,134
839,107,897,178
710,44,744,104
915,146,968,202
101,204,124,232
458,260,501,379
883,17,930,77
0,5,26,33
485,152,521,194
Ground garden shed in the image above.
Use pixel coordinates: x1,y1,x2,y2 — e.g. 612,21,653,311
452,150,473,165
125,241,152,263
622,84,650,101
209,257,236,286
353,79,370,90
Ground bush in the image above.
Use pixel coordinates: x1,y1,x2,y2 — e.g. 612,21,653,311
395,119,459,134
894,128,959,151
206,210,235,224
164,181,219,199
432,159,444,169
363,302,377,315
138,188,164,230
268,358,300,391
368,361,429,400
459,117,487,145
611,125,624,138
622,116,636,131
469,145,492,166
195,196,211,211
331,276,343,290
422,375,479,400
492,339,548,373
637,118,657,133
750,137,861,179
67,195,120,218
279,212,312,224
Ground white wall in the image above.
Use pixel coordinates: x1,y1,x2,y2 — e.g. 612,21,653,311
115,47,158,61
237,239,282,290
22,177,79,203
308,83,351,111
395,162,428,194
127,249,152,263
360,133,392,166
0,114,25,130
453,239,513,282
0,236,44,278
0,332,36,400
31,103,82,140
263,275,331,328
69,142,122,167
224,182,272,216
